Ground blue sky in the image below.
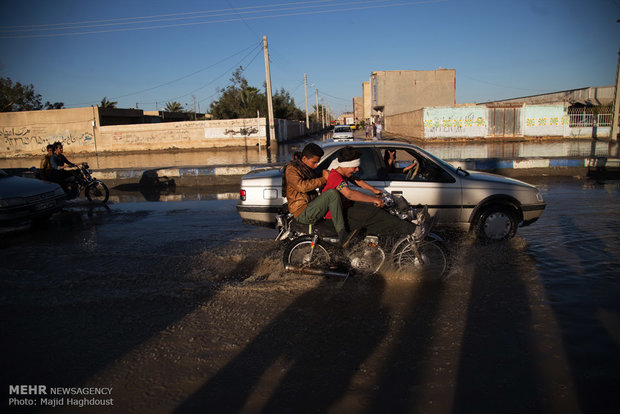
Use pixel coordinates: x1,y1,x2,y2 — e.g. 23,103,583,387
1,0,618,115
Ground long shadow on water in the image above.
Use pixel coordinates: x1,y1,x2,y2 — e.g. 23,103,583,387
451,241,542,414
174,276,390,413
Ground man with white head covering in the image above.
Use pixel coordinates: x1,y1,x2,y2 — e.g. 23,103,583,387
323,146,419,237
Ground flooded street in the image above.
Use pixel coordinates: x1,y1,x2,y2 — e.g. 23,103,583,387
2,176,619,413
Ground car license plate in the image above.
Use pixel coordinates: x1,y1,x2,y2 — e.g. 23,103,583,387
35,201,55,211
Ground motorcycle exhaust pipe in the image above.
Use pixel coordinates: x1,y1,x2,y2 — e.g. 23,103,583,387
285,264,349,278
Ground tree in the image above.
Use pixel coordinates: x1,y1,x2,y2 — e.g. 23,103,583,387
273,88,304,120
209,67,306,121
0,77,43,112
45,101,64,110
99,97,117,108
165,101,184,112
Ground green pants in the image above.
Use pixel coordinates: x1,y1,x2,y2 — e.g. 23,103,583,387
296,189,346,233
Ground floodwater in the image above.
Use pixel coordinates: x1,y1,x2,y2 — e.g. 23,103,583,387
1,133,618,170
1,176,619,412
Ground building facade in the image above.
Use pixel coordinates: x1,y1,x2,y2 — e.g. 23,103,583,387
352,97,363,124
369,69,456,128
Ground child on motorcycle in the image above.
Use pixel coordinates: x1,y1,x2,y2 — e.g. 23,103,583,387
283,143,356,247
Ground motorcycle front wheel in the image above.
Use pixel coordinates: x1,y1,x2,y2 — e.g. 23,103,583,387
283,235,331,271
85,180,109,204
392,237,449,281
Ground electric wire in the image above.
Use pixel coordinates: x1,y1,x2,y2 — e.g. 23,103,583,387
0,0,448,39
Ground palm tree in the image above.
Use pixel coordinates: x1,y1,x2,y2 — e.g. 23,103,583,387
165,101,184,112
99,97,117,108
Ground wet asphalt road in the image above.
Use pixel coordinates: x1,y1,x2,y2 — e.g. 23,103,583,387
2,175,619,413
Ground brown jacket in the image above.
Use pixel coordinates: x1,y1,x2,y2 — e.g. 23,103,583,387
284,162,327,218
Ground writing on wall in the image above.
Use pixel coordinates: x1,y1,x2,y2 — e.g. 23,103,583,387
424,107,488,138
2,127,93,152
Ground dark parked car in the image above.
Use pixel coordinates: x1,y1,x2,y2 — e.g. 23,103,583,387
0,169,66,225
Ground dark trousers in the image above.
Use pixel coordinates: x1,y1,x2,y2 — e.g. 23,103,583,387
345,202,415,236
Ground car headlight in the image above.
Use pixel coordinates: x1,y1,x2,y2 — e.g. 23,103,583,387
0,197,25,207
536,191,544,202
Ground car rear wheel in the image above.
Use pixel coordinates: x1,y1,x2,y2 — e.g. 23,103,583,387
475,206,518,243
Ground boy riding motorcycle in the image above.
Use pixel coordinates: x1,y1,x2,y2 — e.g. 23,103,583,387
283,143,356,247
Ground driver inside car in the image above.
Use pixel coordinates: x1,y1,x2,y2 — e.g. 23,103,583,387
384,148,418,178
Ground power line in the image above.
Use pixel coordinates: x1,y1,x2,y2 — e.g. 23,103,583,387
0,0,448,39
0,0,337,29
145,43,263,106
111,42,261,100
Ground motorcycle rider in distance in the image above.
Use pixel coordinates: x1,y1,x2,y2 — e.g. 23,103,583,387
50,141,79,189
283,143,356,247
323,146,427,239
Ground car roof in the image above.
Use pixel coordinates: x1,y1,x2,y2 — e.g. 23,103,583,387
320,139,421,151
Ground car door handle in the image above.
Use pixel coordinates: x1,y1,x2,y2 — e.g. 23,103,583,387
391,191,403,195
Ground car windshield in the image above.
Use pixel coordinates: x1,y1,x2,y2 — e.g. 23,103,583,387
334,127,351,133
414,147,459,174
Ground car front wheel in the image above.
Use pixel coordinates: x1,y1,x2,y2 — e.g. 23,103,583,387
475,206,518,243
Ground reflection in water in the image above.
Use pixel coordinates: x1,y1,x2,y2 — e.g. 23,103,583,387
2,134,618,170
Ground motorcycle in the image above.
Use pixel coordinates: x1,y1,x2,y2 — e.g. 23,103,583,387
62,163,110,204
276,192,450,282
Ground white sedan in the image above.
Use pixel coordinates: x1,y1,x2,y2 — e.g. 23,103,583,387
236,141,546,242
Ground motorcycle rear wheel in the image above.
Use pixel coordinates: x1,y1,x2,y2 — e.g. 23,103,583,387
85,180,109,204
283,235,331,271
392,237,448,281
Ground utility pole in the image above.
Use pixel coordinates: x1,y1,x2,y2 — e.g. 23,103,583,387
315,89,320,127
263,36,275,147
322,98,326,128
304,73,310,130
612,46,620,142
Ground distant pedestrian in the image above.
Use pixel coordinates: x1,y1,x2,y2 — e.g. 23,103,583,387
372,122,377,137
365,124,370,139
376,122,382,139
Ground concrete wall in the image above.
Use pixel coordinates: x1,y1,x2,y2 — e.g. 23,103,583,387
385,103,610,140
385,109,425,138
98,118,268,153
275,119,315,142
423,106,488,138
1,107,98,157
522,105,569,137
1,107,286,158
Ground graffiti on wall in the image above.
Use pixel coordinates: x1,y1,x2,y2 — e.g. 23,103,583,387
424,113,487,138
2,127,93,152
224,127,259,136
525,116,569,127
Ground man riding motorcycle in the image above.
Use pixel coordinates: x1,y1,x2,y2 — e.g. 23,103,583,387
323,146,426,239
